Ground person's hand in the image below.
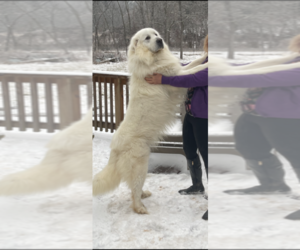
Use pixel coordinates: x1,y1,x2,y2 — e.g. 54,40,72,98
144,73,162,85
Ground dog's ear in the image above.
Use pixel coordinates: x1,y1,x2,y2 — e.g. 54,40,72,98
128,38,138,56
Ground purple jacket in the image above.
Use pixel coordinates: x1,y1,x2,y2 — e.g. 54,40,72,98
161,59,208,119
209,57,300,119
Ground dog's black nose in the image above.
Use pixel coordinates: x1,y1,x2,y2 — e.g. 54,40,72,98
156,38,163,44
156,38,163,49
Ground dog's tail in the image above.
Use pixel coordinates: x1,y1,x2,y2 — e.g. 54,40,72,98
0,160,76,196
93,161,121,196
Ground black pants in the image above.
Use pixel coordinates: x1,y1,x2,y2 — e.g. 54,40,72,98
234,113,300,168
182,114,208,177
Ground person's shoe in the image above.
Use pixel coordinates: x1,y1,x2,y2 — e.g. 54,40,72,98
285,209,300,220
179,155,205,195
202,210,208,220
179,185,205,195
224,155,291,195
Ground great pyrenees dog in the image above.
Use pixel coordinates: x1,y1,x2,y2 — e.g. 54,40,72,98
93,28,208,214
0,109,92,196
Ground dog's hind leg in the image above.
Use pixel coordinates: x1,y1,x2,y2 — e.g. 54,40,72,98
128,156,149,214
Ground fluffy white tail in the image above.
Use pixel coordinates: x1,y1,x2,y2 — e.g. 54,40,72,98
0,108,92,196
0,162,75,196
93,163,121,196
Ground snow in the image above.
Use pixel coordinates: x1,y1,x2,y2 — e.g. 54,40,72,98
0,61,92,73
209,119,233,135
208,50,300,249
93,70,130,76
209,153,300,249
93,132,208,249
0,70,91,76
93,51,203,73
0,130,92,249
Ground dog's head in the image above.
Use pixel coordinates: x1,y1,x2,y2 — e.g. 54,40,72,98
128,28,167,65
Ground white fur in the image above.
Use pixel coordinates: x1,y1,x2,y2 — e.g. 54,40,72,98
0,108,92,195
93,28,207,214
208,54,300,77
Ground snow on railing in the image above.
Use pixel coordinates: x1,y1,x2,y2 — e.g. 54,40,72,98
0,71,92,132
93,70,130,77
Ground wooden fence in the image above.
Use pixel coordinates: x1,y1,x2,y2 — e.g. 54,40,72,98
0,71,92,132
93,71,129,132
93,71,242,157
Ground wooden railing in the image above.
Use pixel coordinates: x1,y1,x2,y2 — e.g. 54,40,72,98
0,71,92,132
93,71,129,132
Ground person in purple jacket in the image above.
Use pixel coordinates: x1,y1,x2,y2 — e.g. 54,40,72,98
209,34,300,220
145,35,208,221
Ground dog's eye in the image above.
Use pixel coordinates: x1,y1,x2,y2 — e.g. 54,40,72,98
154,33,157,36
145,36,150,40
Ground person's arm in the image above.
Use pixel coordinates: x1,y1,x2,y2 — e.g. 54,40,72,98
209,67,300,88
162,68,208,88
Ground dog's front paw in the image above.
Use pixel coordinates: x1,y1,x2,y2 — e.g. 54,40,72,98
133,203,148,214
141,190,152,199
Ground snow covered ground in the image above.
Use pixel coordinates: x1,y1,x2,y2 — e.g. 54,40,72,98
0,57,93,248
93,131,208,249
209,153,300,249
0,130,92,249
208,51,300,249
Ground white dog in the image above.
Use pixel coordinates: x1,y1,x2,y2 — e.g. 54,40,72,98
93,28,207,214
0,108,92,195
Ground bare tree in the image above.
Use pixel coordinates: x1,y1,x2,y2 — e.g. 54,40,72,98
0,1,92,56
94,1,208,55
124,1,132,36
64,1,90,54
117,1,128,54
224,1,236,59
178,1,184,59
209,1,300,53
